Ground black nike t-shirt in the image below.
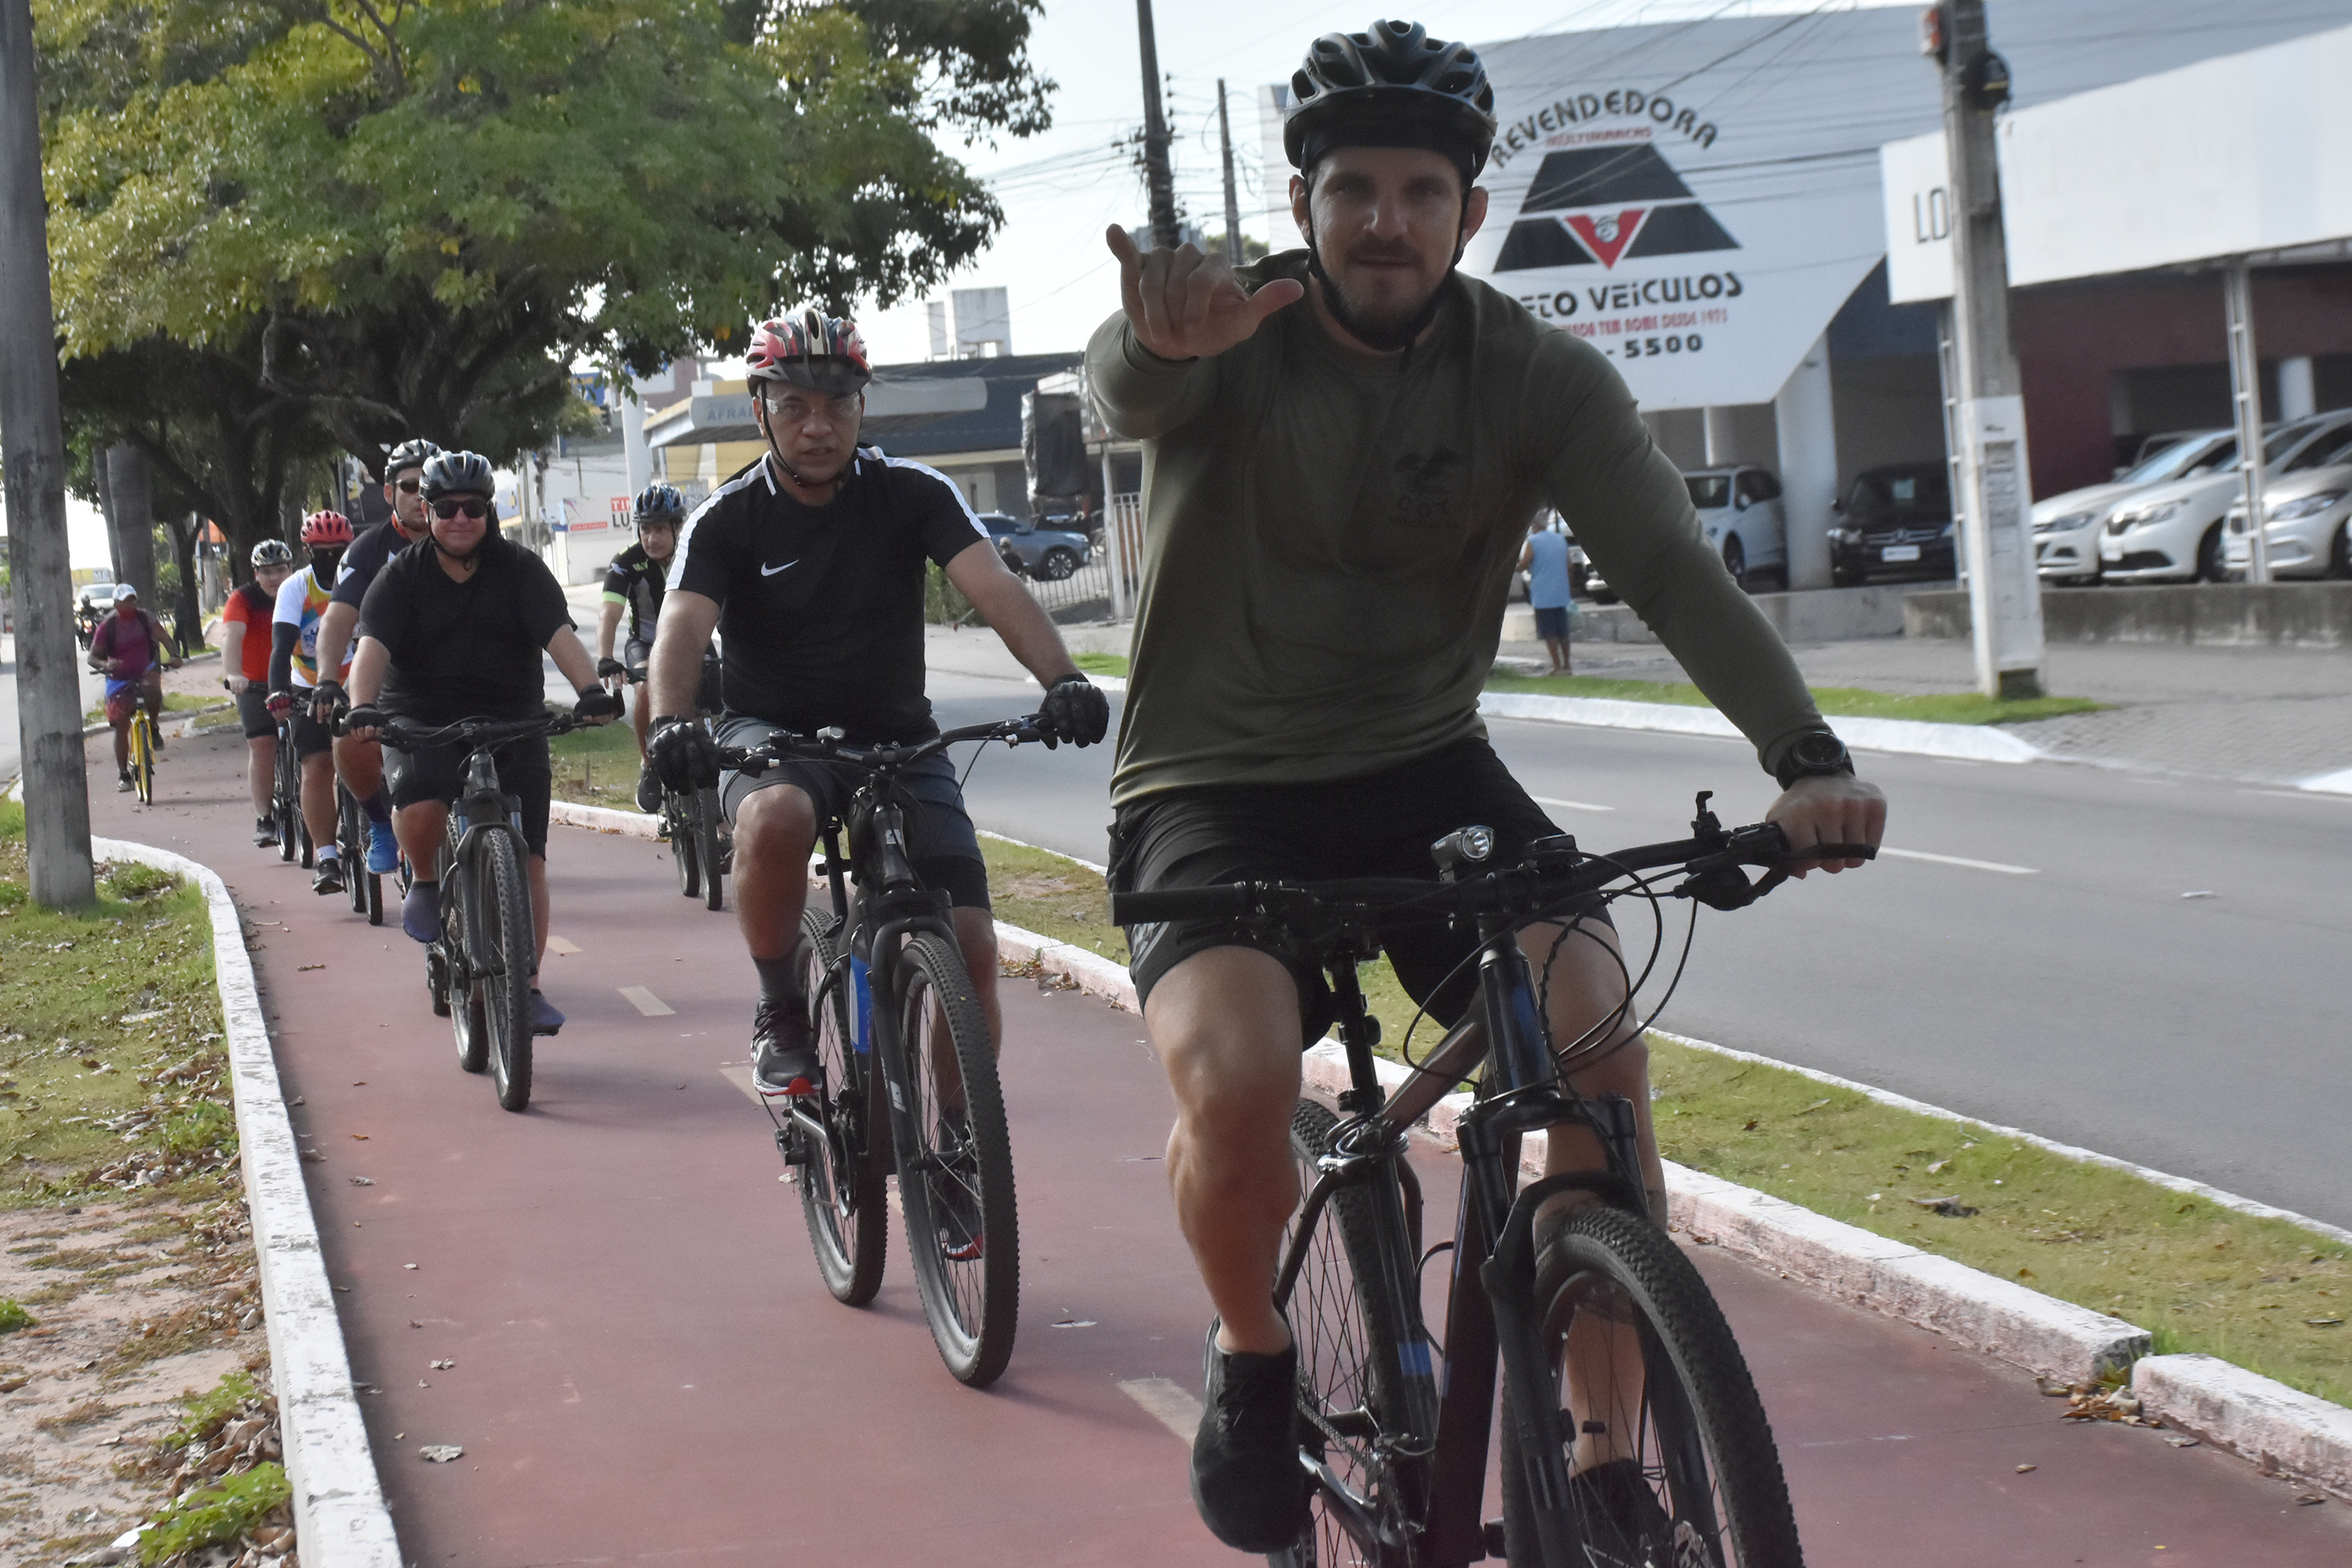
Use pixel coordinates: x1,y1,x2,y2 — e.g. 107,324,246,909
358,535,575,725
668,448,989,741
331,517,421,610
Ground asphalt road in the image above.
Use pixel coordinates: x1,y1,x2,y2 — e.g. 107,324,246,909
0,638,111,786
927,670,2352,1234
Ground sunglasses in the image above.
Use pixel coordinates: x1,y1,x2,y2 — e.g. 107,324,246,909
396,478,422,494
432,498,491,521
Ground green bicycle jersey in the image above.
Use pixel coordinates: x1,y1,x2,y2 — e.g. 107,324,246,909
1086,250,1826,806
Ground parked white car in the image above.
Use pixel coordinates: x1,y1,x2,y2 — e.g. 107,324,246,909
2223,422,2352,578
2100,411,2352,584
2033,428,2234,584
1589,464,1785,600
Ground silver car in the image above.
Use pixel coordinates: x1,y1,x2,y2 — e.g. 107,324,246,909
2032,428,2234,585
2099,411,2352,584
1588,465,1785,601
2223,422,2352,579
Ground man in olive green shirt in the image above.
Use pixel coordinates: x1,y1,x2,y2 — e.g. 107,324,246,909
1094,20,1886,1554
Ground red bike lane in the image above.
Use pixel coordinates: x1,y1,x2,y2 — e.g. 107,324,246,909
89,727,2350,1566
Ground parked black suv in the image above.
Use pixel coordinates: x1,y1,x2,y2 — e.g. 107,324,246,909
1830,463,1955,586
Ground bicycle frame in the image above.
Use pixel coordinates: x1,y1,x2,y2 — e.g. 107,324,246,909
1280,915,1653,1567
437,745,533,987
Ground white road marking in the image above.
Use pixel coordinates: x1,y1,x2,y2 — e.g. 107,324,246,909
1878,847,2038,876
1533,795,1616,814
718,1065,762,1105
619,985,675,1016
546,935,581,955
1119,1377,1203,1443
2248,787,2352,803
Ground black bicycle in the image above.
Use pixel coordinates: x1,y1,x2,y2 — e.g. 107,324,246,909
334,779,386,926
1111,796,1874,1568
270,717,312,869
720,715,1049,1388
619,662,728,910
373,712,585,1113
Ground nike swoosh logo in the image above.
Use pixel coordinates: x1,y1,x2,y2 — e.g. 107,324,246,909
760,559,799,577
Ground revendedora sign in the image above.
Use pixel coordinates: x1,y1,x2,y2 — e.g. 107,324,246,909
1460,64,1886,411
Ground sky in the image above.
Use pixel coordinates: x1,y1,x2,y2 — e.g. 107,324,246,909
846,0,1902,366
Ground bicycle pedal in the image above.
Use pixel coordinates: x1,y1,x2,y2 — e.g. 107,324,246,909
1482,1519,1508,1557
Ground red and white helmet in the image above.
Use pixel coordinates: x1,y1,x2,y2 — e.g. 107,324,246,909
746,310,872,397
300,510,355,546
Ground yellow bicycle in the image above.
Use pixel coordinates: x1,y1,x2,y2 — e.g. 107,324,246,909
125,702,159,805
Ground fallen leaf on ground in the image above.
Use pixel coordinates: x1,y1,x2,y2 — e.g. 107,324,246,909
430,1359,454,1370
419,1444,463,1463
1910,1196,1977,1218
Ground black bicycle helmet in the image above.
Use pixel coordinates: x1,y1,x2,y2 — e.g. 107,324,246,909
249,539,295,569
633,483,686,526
383,437,441,478
420,450,495,500
1283,20,1497,183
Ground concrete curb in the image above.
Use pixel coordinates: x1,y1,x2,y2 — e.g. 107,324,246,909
547,799,659,837
93,837,401,1567
2132,1356,2352,1502
2298,766,2352,796
993,920,1138,1012
1476,690,2045,764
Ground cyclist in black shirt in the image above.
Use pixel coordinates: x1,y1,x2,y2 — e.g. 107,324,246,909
595,482,720,810
648,309,1110,1097
313,437,441,880
342,451,623,1036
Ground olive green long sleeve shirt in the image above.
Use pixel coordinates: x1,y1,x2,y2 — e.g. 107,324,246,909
1089,251,1826,806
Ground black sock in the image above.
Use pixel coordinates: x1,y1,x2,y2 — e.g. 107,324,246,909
753,954,804,1013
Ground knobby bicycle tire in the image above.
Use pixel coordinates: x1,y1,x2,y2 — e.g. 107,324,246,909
480,831,536,1112
670,789,701,899
445,833,488,1073
696,787,725,912
794,910,887,1305
275,734,300,863
1277,1099,1440,1568
131,716,156,806
886,931,1018,1387
339,789,368,916
1500,1205,1802,1568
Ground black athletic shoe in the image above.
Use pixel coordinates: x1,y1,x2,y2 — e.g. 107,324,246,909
1190,1322,1307,1552
254,815,278,848
312,855,345,895
750,1000,820,1097
1567,1457,1678,1568
635,762,662,815
929,1120,985,1261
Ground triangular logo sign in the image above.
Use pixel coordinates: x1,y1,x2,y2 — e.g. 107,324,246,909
1563,209,1647,270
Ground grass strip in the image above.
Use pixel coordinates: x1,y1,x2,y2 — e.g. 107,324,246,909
978,828,2351,1410
547,719,647,810
82,690,216,724
1073,652,1129,679
0,801,238,1210
1486,670,2103,726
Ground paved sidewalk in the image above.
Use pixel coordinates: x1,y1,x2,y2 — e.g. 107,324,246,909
86,728,2352,1565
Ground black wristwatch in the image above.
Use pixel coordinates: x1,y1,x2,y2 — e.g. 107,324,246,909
1773,730,1854,790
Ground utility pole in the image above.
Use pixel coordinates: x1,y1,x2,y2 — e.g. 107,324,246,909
0,0,96,906
1134,0,1179,250
1929,0,2043,699
1217,78,1244,263
2223,262,2270,583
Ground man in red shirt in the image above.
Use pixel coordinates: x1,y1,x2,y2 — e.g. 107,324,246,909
221,540,297,844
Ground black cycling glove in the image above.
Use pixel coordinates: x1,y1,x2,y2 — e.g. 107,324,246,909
309,678,348,724
595,656,626,681
572,686,625,722
648,715,721,790
340,702,387,737
1038,674,1110,750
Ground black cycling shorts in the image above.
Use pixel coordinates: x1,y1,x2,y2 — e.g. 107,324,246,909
289,706,336,760
1109,735,1610,1044
384,734,553,858
234,688,275,740
713,717,989,911
624,638,724,715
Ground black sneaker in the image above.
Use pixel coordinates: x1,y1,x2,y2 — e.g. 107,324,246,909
1566,1457,1677,1568
928,1120,984,1261
254,816,278,848
750,1000,820,1097
312,855,345,895
1190,1321,1307,1552
635,762,662,815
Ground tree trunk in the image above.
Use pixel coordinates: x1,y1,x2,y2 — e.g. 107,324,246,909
105,442,158,601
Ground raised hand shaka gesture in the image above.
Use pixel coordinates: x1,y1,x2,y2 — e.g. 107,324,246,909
1106,226,1304,362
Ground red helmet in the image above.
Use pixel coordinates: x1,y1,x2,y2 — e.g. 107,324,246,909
300,510,355,546
746,310,872,397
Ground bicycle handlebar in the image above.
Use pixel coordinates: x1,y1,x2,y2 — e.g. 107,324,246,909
366,711,590,750
1107,823,1877,927
714,713,1055,776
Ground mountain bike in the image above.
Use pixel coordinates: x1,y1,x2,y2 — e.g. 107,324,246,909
620,661,728,910
1110,796,1875,1568
270,719,312,867
720,714,1051,1388
376,712,584,1113
335,779,386,926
